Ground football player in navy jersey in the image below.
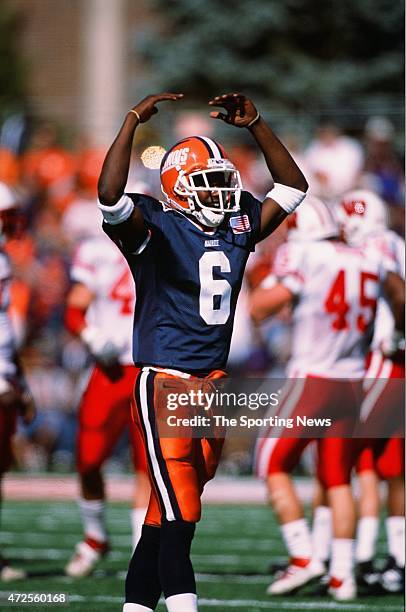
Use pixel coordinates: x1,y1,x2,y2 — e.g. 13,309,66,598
97,92,308,612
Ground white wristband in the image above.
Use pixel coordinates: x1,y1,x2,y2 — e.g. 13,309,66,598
98,194,134,225
266,183,306,214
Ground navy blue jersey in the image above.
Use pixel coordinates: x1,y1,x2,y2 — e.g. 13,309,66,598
104,191,262,371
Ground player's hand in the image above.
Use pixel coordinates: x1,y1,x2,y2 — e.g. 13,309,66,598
80,326,123,368
131,93,184,123
208,93,259,128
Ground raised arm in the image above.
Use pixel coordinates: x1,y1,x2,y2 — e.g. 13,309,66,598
98,92,184,204
97,111,139,206
209,93,308,240
97,93,183,242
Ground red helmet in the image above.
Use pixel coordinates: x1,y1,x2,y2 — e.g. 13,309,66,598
160,136,242,227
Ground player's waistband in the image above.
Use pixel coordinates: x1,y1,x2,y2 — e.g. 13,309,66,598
145,366,191,379
139,365,220,379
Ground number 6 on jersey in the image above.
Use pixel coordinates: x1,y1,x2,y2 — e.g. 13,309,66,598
199,251,231,324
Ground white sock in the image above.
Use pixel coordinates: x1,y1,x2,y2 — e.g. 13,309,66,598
123,604,153,612
386,516,405,567
165,593,198,612
78,498,107,543
131,507,148,550
355,516,379,563
281,518,312,560
330,538,354,580
312,506,332,562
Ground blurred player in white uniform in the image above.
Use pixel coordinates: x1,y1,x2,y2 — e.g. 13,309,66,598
64,233,149,577
250,196,404,600
0,182,36,582
338,190,405,593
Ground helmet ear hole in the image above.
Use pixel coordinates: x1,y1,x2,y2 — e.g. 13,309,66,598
174,178,187,196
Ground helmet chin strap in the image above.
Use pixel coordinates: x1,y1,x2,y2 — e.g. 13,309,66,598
193,207,225,227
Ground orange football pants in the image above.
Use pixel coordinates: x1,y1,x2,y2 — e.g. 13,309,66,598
132,367,226,525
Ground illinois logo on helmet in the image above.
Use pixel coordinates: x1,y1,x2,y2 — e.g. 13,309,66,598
160,136,242,227
338,189,388,246
287,195,338,242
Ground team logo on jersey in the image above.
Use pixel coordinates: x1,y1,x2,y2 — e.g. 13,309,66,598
229,214,251,234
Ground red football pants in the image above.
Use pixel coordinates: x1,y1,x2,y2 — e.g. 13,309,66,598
77,365,147,474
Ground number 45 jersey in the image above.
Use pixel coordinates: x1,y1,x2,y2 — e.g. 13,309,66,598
71,236,135,365
269,239,389,379
104,192,262,372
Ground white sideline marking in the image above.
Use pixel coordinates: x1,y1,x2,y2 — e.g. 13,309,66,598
3,474,314,504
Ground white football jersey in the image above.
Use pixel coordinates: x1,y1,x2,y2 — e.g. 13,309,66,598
364,230,405,351
268,239,388,378
0,250,17,378
71,236,135,365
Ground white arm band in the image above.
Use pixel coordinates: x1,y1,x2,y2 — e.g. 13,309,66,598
98,194,134,225
265,183,306,214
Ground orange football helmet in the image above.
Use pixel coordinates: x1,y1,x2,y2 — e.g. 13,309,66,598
160,136,242,226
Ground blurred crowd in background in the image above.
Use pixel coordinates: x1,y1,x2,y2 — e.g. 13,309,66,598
0,110,404,474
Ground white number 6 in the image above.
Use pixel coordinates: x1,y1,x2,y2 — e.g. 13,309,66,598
199,251,231,325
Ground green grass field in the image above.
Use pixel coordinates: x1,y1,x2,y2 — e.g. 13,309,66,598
0,501,403,611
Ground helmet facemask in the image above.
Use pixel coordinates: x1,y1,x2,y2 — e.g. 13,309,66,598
174,160,242,227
